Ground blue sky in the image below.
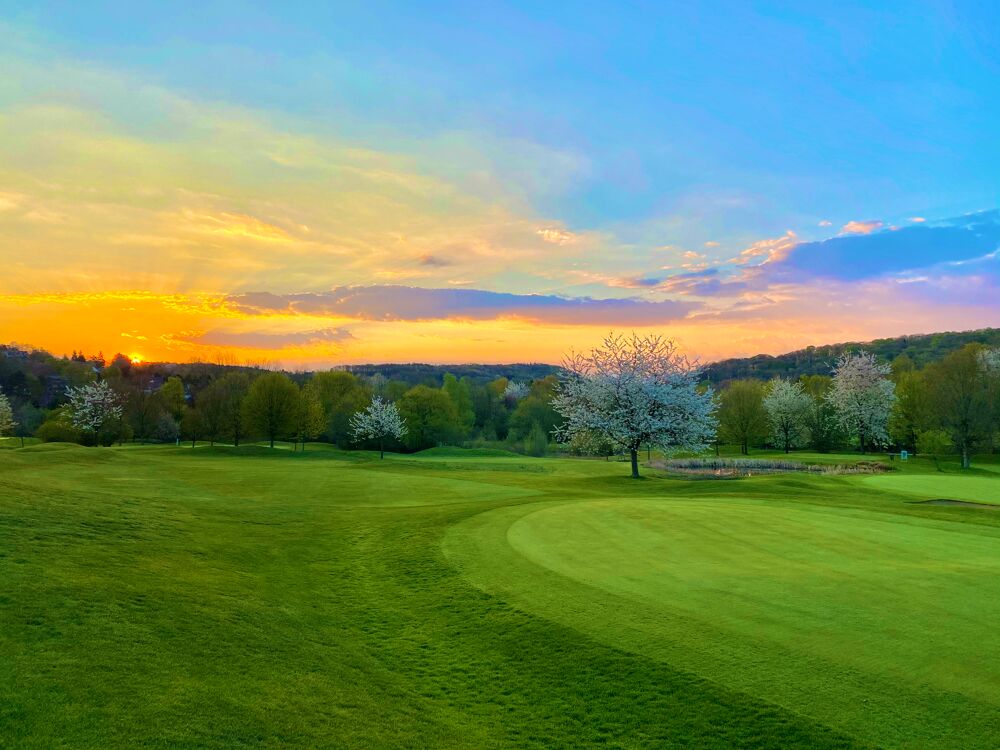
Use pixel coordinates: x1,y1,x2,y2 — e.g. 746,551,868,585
0,2,998,363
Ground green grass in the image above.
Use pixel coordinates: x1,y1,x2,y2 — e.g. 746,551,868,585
863,473,1000,505
3,444,1000,747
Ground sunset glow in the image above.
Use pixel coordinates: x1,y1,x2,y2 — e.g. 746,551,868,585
1,5,998,365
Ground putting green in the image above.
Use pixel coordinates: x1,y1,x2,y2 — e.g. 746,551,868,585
445,497,1000,748
863,473,1000,505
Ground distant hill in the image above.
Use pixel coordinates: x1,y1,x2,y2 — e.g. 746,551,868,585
340,362,562,386
702,328,1000,384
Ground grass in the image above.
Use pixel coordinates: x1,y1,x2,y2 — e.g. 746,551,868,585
863,472,1000,505
2,444,1000,747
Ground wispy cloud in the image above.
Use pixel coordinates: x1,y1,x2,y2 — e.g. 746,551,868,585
170,327,354,349
224,286,699,326
840,219,883,235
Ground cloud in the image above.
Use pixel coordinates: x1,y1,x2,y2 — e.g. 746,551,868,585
840,219,883,235
733,231,798,265
0,192,26,211
818,220,832,227
536,227,578,245
417,254,453,267
703,240,721,248
656,268,752,297
171,327,355,349
0,47,602,296
174,210,294,243
778,211,1000,282
224,286,698,326
908,216,926,223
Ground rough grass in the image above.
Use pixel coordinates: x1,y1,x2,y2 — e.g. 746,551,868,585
2,444,999,747
657,457,891,475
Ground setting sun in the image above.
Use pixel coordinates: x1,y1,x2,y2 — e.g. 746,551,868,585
129,354,144,365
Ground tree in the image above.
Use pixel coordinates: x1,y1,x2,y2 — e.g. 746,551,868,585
980,348,1000,453
181,407,205,448
126,380,163,442
924,345,992,469
717,380,768,455
524,421,549,457
153,414,180,443
397,385,461,450
442,373,475,435
199,372,250,446
502,380,528,405
350,396,407,458
65,380,124,445
762,378,811,453
0,390,16,439
827,351,895,453
890,370,932,450
12,401,41,447
799,375,841,453
552,333,716,479
242,373,300,448
916,429,951,471
158,376,186,420
293,384,325,451
508,394,562,441
310,371,372,446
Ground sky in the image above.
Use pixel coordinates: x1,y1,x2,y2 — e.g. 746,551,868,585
0,1,998,366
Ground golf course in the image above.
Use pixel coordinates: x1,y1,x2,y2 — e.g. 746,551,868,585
3,442,1000,748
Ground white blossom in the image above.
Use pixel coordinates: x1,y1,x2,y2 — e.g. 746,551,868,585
763,378,811,452
502,380,528,404
0,390,15,437
826,350,895,451
65,380,124,437
553,333,717,478
350,396,407,458
978,347,1000,373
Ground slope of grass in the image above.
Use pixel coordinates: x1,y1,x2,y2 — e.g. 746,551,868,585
3,444,1000,747
862,473,1000,505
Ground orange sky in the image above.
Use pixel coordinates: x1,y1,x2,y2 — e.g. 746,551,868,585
2,31,998,367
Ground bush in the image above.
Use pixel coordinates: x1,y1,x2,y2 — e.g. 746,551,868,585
35,415,84,444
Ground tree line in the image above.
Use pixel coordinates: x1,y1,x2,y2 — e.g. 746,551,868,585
2,336,998,470
0,346,561,456
716,344,1000,468
704,327,1000,383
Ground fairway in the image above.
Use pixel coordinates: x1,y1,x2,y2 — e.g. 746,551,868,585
4,445,1000,748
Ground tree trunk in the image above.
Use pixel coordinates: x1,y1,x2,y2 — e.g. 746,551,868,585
962,446,970,469
380,437,385,459
270,436,275,448
630,449,639,479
